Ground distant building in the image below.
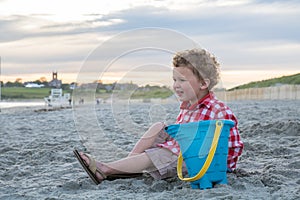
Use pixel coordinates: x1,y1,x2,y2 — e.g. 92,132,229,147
48,71,62,88
25,83,45,88
69,82,77,90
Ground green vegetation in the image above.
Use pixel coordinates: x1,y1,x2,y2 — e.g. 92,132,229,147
1,87,52,99
131,86,173,99
95,85,173,99
1,85,173,100
228,73,300,91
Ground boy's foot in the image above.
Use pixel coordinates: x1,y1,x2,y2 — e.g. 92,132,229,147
73,149,107,185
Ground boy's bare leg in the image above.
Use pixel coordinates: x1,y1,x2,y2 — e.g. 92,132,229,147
128,122,164,157
79,152,154,179
105,152,154,174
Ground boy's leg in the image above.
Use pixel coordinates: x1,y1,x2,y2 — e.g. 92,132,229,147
128,122,165,157
106,152,154,174
80,152,154,176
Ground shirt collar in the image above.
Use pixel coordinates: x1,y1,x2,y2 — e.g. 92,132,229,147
180,92,215,110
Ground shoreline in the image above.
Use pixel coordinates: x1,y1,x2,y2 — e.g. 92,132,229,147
0,101,45,108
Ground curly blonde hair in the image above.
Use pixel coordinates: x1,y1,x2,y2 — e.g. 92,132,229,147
173,48,220,90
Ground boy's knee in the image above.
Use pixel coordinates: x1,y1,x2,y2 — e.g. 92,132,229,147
142,122,165,138
149,122,165,132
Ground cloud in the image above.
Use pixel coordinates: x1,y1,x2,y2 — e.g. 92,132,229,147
1,1,299,43
0,0,299,85
103,2,300,42
0,14,122,43
81,2,300,71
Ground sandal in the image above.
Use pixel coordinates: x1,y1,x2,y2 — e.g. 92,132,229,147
73,149,106,185
106,173,143,181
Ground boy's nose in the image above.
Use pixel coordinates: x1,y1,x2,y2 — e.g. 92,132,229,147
173,81,180,88
173,82,179,89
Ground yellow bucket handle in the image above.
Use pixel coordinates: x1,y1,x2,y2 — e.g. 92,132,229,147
177,120,223,182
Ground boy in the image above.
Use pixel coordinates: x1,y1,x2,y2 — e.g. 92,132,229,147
74,48,243,184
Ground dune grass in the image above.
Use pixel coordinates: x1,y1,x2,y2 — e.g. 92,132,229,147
228,73,300,91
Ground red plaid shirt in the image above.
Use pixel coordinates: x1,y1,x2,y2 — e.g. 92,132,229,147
158,92,243,170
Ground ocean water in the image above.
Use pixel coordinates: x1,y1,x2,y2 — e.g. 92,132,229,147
0,101,45,108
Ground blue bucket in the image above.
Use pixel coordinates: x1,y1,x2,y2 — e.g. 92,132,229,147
165,120,234,189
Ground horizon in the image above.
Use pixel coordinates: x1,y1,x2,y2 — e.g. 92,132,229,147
0,0,300,89
1,70,299,90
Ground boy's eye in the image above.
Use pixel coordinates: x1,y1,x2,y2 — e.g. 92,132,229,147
177,78,186,82
173,77,187,82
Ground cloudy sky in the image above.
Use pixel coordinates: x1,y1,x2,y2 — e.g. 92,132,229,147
0,0,299,89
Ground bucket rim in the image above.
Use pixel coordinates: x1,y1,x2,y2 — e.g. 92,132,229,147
179,119,235,127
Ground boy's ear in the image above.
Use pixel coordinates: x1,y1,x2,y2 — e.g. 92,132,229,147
200,79,210,89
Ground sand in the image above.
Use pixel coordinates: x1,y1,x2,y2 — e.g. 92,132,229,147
0,99,299,199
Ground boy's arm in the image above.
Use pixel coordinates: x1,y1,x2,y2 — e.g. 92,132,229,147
216,108,244,170
227,126,244,170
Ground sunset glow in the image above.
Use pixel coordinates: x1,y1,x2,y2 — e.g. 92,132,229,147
0,0,299,89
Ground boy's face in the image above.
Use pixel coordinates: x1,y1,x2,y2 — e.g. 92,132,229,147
172,66,205,104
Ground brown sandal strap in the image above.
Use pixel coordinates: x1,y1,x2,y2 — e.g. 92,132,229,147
83,153,107,179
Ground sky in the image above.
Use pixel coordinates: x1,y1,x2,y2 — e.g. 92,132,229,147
0,0,299,89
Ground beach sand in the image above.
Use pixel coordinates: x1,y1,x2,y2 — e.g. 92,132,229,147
0,100,299,199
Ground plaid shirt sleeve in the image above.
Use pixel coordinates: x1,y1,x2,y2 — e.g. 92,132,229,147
158,93,243,170
216,107,243,170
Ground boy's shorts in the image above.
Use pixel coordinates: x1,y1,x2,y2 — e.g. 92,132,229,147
144,128,187,179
